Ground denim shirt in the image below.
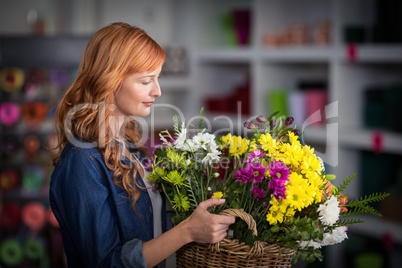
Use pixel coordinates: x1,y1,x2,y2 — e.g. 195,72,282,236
49,139,166,267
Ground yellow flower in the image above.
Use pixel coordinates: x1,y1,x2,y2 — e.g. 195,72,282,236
280,143,304,168
163,170,187,187
166,147,186,166
288,131,301,146
258,133,277,153
172,194,191,211
266,196,288,224
147,167,166,182
228,135,249,158
220,133,232,149
266,209,284,225
285,173,311,211
249,140,258,151
302,144,315,157
212,191,223,199
300,155,322,176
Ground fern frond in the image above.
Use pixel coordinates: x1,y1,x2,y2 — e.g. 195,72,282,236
186,176,198,208
172,115,181,137
336,218,364,226
159,130,173,146
346,192,390,206
340,205,383,217
335,173,356,194
198,107,204,132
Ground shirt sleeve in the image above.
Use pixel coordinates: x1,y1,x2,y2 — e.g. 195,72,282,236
50,148,147,268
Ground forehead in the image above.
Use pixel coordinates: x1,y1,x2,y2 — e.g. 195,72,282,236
128,66,162,79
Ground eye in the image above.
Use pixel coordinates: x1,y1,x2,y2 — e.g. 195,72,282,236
142,81,152,85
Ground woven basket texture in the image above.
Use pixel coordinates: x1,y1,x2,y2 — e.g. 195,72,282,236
176,209,294,268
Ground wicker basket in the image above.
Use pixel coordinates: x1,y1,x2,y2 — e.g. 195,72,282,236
176,209,294,268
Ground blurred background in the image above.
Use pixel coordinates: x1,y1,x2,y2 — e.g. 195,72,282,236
0,0,401,267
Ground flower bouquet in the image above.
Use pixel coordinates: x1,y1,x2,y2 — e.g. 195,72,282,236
147,109,389,267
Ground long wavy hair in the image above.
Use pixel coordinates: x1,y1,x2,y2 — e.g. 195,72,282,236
52,22,165,211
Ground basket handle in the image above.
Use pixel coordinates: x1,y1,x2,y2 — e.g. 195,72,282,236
210,208,264,257
219,208,258,236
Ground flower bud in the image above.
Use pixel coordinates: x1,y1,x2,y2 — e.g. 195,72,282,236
213,172,220,178
207,186,212,191
269,119,276,129
284,117,294,127
291,129,300,136
244,121,257,130
256,116,267,123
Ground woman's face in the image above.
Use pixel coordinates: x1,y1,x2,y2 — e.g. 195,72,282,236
114,66,162,117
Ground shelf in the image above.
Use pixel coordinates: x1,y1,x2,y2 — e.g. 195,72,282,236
348,215,402,245
338,44,402,63
339,128,402,154
258,46,335,63
196,48,254,63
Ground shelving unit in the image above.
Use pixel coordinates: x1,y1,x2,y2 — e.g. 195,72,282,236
172,0,402,267
0,36,89,267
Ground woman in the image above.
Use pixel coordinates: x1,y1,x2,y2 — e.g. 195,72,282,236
49,22,235,268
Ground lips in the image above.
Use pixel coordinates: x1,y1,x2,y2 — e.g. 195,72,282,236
142,101,154,107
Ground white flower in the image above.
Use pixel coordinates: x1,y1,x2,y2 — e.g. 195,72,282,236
299,240,322,249
192,132,216,151
182,139,199,152
298,226,348,249
174,123,187,150
317,195,340,226
201,151,221,165
317,156,325,172
322,226,348,246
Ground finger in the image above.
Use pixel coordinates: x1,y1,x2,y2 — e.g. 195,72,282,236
214,231,229,243
199,198,225,210
214,214,236,225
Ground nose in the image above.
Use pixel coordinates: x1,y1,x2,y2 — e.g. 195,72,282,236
152,81,161,98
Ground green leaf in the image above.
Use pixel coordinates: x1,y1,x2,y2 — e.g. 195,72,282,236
300,231,309,240
270,225,280,233
326,174,336,180
243,229,256,247
154,148,167,158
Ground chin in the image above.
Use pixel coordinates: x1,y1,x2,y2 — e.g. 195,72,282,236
135,108,151,118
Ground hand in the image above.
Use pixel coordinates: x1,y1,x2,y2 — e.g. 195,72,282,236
181,198,235,244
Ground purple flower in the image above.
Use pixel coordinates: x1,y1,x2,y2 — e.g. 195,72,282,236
235,162,267,184
269,160,291,180
252,162,267,183
252,186,266,201
268,179,287,199
246,149,265,164
234,165,254,183
268,160,291,199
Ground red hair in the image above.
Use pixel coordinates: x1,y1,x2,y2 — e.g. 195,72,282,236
52,22,165,210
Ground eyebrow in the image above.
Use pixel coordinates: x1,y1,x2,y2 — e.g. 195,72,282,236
141,74,158,78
